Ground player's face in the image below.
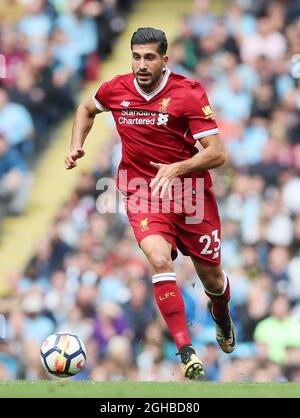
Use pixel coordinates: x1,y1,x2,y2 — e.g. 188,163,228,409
132,43,168,93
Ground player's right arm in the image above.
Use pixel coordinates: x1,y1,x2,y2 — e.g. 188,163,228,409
65,97,101,170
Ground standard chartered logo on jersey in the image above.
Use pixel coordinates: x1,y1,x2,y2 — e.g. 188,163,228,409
157,113,169,125
118,109,169,126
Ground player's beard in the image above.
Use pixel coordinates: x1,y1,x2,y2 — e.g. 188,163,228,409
135,66,163,91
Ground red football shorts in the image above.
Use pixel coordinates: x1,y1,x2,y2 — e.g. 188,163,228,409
124,188,221,266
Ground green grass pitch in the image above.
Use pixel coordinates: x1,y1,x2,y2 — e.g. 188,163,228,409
1,381,300,398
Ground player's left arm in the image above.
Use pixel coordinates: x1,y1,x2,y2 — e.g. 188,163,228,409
176,133,227,173
180,81,227,172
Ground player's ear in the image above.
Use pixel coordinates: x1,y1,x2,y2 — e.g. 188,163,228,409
163,55,168,67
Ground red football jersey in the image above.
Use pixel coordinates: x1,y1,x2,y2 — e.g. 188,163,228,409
93,68,219,193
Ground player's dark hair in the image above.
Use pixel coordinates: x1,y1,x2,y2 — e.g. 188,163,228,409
131,27,168,55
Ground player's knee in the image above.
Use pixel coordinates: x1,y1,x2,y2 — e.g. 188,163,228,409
148,251,173,273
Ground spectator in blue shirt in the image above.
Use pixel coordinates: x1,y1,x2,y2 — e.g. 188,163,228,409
0,134,33,221
0,87,34,159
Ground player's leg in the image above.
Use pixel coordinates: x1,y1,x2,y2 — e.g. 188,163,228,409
124,194,203,378
140,234,204,378
140,234,189,350
191,259,235,353
174,187,235,353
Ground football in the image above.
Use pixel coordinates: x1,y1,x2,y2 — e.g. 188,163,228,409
40,332,87,378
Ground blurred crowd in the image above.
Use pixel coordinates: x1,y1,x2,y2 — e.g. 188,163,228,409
1,0,300,383
0,0,135,233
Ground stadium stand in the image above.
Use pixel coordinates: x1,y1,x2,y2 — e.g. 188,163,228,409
0,0,139,291
1,0,300,383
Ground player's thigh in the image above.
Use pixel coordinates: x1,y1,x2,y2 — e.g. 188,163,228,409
140,234,173,259
175,188,222,266
191,259,222,277
125,204,177,267
140,234,174,274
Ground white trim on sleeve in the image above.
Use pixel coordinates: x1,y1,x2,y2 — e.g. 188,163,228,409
93,94,109,112
193,128,219,140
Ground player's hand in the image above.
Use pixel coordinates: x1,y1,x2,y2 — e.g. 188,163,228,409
65,148,85,170
150,161,183,199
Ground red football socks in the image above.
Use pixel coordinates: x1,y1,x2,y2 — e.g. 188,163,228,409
205,274,231,321
152,273,191,350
